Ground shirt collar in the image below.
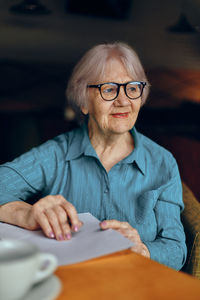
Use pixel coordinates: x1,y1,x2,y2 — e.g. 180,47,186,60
124,127,146,175
65,122,98,161
65,123,146,175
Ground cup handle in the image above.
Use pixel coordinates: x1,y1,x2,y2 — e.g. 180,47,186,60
33,253,58,284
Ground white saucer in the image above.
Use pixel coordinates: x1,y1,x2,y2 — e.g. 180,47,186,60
22,275,61,300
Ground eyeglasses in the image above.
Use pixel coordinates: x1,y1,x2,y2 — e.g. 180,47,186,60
87,81,146,101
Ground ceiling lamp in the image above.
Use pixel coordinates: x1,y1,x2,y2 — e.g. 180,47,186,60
168,13,199,34
9,0,51,15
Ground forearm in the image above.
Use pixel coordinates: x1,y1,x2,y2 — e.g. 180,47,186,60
0,201,39,230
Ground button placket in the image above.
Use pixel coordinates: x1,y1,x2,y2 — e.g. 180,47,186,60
104,173,109,193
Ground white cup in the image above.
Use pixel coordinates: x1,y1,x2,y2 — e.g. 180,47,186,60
0,239,58,300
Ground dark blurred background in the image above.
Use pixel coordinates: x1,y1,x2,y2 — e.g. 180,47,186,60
0,0,200,199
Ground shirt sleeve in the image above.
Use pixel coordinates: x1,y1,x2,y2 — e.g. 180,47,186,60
144,156,187,271
0,139,62,205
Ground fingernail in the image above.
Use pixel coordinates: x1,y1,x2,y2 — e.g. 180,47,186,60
58,234,64,241
73,225,79,232
49,232,55,238
66,233,71,240
101,221,107,227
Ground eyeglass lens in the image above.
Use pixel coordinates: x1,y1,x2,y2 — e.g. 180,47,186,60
100,82,142,100
126,82,142,99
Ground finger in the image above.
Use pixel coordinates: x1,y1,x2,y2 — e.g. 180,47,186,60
115,228,129,236
33,211,55,239
100,220,121,229
62,201,83,232
54,206,72,240
100,220,130,230
45,208,65,241
51,195,83,231
117,226,138,237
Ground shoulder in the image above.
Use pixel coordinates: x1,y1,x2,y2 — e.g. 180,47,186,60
36,131,70,159
137,130,176,164
31,126,83,158
134,129,180,181
2,126,82,170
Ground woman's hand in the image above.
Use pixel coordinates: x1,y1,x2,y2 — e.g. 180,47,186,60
27,195,83,241
100,220,150,258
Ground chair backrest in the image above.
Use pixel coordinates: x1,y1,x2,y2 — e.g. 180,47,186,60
181,182,200,279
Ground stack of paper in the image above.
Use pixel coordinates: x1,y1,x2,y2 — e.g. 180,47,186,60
0,213,133,266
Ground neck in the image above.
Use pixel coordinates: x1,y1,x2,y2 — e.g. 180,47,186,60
87,121,134,172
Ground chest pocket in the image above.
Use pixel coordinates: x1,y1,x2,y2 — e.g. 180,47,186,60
135,190,158,224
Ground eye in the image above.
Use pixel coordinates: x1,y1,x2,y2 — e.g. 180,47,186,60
128,86,137,92
101,84,117,94
127,83,140,93
104,87,115,93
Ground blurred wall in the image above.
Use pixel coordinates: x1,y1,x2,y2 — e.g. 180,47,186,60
0,0,200,198
0,0,200,69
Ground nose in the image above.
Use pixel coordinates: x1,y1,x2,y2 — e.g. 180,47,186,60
114,86,130,106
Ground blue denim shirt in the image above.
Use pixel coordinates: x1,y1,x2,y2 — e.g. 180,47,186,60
0,124,187,270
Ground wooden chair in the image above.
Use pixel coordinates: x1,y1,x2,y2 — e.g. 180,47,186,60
181,182,200,279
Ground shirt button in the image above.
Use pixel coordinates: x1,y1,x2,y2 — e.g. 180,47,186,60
104,188,109,193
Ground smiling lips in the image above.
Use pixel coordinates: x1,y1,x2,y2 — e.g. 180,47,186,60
111,112,129,118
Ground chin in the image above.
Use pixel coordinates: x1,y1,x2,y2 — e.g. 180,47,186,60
112,119,135,131
109,124,134,135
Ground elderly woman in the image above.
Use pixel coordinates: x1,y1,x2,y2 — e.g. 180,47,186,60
0,42,186,270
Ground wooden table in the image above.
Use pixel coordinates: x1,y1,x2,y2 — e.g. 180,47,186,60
55,250,200,300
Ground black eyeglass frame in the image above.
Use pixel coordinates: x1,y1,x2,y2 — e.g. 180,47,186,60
87,81,146,101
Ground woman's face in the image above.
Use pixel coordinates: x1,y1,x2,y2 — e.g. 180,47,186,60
82,59,142,137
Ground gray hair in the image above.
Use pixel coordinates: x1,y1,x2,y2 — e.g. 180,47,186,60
66,42,150,111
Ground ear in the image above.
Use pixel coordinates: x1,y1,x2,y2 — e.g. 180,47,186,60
81,106,89,115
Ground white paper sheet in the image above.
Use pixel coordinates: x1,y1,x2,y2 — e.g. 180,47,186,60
0,213,133,266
